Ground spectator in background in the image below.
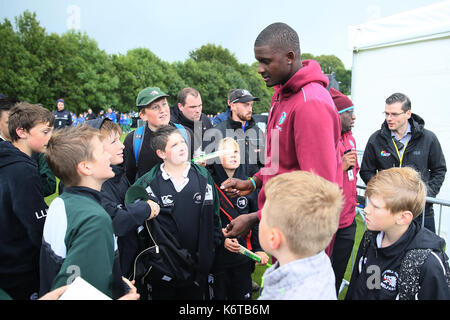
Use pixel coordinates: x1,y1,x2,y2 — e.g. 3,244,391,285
0,96,20,142
123,87,193,184
106,108,117,123
212,89,265,177
85,108,96,121
360,93,446,233
53,99,72,130
329,88,359,294
171,87,213,155
77,113,86,125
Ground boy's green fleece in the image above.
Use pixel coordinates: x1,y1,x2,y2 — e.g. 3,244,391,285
40,188,115,297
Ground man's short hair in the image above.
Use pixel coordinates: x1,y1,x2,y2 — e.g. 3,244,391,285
254,22,301,58
151,125,182,153
385,93,411,111
8,102,55,142
46,125,100,187
366,167,426,218
264,171,342,256
177,87,200,106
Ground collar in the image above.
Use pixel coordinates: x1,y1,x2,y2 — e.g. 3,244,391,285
391,122,411,140
160,162,191,180
160,162,191,192
64,186,103,204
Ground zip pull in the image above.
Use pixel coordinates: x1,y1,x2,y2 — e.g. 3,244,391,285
156,245,159,254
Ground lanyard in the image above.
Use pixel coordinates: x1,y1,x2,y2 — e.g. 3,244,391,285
392,136,410,167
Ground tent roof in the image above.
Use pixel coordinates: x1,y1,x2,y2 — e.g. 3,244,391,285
348,1,450,51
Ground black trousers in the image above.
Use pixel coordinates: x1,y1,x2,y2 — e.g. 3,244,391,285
212,262,253,300
150,277,206,300
331,219,356,294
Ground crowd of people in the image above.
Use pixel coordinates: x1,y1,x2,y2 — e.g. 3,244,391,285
0,22,449,301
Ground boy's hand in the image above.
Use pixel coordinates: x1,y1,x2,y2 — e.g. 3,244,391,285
220,178,254,198
146,200,160,220
39,285,68,300
118,278,140,300
255,251,270,265
224,238,240,253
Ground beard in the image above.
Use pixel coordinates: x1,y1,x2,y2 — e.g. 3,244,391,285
238,112,252,122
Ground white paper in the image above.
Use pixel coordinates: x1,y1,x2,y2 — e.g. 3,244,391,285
58,276,112,300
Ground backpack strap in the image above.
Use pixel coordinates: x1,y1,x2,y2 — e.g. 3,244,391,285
133,125,146,167
173,122,189,144
214,183,252,250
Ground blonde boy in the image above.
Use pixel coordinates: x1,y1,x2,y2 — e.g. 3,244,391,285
258,171,342,300
210,138,268,300
40,125,117,297
346,167,450,300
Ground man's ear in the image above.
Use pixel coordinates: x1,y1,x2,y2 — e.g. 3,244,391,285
177,103,183,111
156,149,166,160
396,210,413,226
286,50,295,65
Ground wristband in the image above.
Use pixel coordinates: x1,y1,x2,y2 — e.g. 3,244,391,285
248,177,257,190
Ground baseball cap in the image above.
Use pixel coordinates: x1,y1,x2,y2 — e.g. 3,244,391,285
136,87,170,109
228,89,260,104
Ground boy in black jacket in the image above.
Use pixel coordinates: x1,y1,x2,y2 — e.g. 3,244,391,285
85,118,160,294
127,125,221,300
0,102,54,300
346,167,450,300
209,138,268,300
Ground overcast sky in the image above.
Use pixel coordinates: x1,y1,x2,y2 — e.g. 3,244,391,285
0,0,444,69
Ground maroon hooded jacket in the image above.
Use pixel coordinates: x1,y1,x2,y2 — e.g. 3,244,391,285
255,60,343,219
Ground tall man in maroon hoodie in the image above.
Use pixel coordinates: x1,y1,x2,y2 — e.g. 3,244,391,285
222,23,343,256
329,88,359,294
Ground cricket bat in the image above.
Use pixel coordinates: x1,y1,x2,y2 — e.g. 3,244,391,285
238,244,271,267
192,149,234,163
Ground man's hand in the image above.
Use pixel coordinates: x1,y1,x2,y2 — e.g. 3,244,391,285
342,150,357,171
220,178,254,198
222,212,259,238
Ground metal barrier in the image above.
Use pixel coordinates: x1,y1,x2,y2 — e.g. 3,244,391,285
356,184,450,236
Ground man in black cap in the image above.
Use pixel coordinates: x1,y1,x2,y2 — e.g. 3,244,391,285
210,89,265,177
123,87,192,184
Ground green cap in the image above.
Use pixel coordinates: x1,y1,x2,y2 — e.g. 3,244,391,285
136,87,170,109
125,185,150,205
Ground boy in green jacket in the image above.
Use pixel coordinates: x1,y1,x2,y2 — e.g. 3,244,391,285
128,125,222,299
40,125,118,298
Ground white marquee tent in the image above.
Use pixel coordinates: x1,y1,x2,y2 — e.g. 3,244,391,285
348,1,450,245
